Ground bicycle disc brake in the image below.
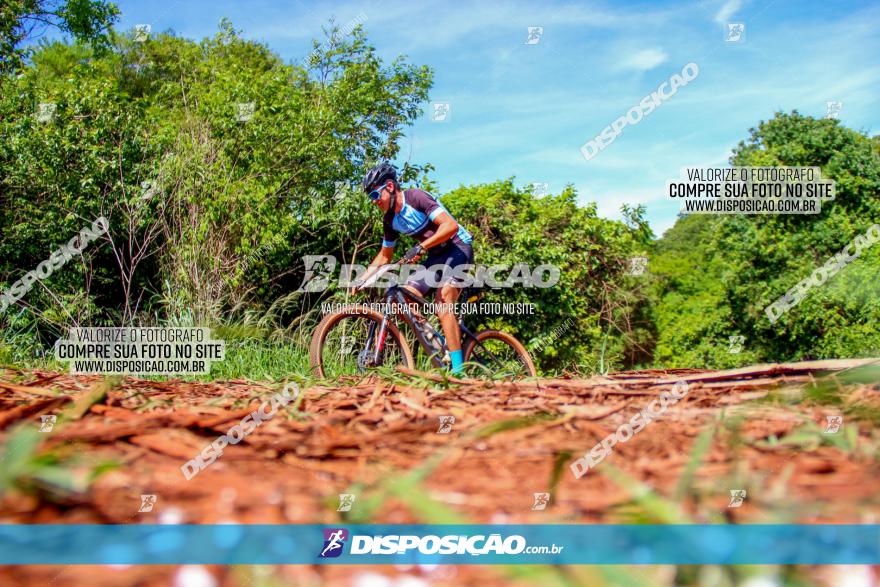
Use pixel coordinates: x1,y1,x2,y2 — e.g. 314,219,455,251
357,348,375,370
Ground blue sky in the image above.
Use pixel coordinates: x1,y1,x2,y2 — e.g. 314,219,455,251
97,1,880,235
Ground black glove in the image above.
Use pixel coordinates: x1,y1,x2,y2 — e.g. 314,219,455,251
402,244,426,263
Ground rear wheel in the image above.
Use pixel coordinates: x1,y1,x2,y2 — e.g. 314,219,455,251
309,307,414,378
462,330,536,378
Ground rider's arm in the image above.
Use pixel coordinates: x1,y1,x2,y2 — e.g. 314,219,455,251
420,210,458,250
406,190,459,251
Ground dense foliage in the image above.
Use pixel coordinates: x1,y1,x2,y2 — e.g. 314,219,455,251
1,20,430,353
1,16,877,375
439,182,653,370
649,112,880,367
0,21,652,373
1,0,119,76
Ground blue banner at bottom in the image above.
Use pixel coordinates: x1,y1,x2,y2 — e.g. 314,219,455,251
0,524,877,564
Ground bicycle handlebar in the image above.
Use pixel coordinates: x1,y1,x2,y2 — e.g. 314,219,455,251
354,254,422,292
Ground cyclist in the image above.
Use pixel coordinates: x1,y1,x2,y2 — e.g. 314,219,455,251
355,162,474,374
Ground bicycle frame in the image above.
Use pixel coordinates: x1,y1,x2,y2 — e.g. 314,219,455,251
354,259,509,373
361,284,497,371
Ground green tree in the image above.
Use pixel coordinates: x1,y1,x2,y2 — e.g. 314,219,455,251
0,0,119,76
440,180,652,372
0,20,432,335
650,112,880,367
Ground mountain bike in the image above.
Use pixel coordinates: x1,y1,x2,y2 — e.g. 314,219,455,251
309,259,536,379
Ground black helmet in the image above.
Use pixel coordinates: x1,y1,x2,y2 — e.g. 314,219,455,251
362,162,398,193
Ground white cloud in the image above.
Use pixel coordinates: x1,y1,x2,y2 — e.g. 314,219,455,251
246,0,677,52
618,48,668,72
715,0,744,24
579,185,662,217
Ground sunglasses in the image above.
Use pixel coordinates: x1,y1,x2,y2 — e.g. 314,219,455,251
368,183,388,201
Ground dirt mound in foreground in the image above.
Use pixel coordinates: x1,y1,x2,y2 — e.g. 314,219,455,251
1,359,878,585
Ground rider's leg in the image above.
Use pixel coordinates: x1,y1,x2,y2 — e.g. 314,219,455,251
402,285,427,322
403,243,472,374
435,284,463,373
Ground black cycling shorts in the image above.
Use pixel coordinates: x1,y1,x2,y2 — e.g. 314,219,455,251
404,243,474,297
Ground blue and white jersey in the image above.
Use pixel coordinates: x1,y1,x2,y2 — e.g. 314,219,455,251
382,189,473,249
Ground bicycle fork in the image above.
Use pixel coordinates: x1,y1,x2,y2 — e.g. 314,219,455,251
371,316,389,365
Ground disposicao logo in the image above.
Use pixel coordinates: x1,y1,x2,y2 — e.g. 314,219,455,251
319,528,349,558
317,530,541,557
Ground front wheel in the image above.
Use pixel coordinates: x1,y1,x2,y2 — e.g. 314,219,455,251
309,307,414,378
462,330,537,378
